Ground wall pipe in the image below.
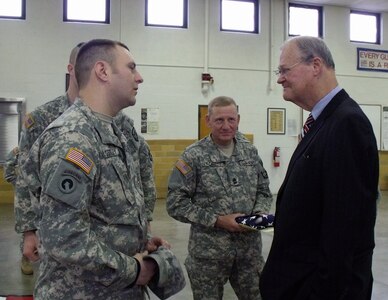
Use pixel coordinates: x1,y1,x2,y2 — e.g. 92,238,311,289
267,0,274,94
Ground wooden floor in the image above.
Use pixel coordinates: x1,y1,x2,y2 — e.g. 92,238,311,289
0,195,387,299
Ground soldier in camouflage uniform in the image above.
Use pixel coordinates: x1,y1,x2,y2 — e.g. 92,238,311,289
4,147,34,275
21,39,173,299
15,43,157,266
4,146,19,185
167,96,273,300
15,43,85,264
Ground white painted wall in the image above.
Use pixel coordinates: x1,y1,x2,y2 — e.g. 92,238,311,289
1,0,387,193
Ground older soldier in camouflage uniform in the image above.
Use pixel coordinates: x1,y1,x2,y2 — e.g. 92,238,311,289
167,96,273,300
21,39,169,299
15,43,157,265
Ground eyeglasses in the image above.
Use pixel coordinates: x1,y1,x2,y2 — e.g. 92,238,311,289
274,61,303,77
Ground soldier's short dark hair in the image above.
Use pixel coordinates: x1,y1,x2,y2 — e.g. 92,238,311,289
69,42,85,65
208,96,238,116
75,39,129,88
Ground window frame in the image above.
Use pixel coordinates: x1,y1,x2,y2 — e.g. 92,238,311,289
350,10,381,45
0,0,26,20
145,0,188,29
63,0,110,24
288,3,323,38
220,0,259,34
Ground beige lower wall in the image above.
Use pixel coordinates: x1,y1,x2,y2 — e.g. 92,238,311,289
0,167,14,204
379,151,388,190
149,147,387,198
4,134,385,204
148,139,196,199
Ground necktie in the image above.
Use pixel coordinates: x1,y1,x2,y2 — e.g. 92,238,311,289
302,113,315,138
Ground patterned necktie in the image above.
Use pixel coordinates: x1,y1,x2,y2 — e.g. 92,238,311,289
302,113,315,138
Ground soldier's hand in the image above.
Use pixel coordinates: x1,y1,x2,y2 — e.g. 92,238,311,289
215,213,247,232
146,236,171,253
23,231,39,262
134,250,148,261
134,251,157,285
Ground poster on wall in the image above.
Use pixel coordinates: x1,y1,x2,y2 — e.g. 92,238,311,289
141,108,160,134
383,106,388,150
359,104,381,151
357,48,388,73
287,118,298,136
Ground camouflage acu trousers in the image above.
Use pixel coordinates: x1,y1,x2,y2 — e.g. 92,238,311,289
185,254,263,300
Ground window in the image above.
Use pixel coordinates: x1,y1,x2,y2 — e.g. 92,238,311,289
145,0,188,28
221,0,258,33
289,3,322,37
0,0,25,20
350,11,380,44
63,0,110,24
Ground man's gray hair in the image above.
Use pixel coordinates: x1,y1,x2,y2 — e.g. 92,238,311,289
286,36,335,69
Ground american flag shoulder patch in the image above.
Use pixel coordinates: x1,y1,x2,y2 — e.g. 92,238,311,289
65,148,94,174
24,113,35,129
175,159,192,176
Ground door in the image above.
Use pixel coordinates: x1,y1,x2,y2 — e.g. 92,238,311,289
198,105,210,140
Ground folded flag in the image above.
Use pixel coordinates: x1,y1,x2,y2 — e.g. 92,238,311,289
235,213,275,230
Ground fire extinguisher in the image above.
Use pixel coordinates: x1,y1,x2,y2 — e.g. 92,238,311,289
273,147,280,167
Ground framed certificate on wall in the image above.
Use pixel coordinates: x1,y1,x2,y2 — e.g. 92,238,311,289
267,108,286,135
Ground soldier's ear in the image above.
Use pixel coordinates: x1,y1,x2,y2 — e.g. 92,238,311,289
205,115,211,128
67,63,74,75
94,61,110,82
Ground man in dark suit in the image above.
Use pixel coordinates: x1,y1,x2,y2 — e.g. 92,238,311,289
260,36,379,299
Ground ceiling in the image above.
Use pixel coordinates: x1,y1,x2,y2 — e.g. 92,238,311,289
294,0,388,13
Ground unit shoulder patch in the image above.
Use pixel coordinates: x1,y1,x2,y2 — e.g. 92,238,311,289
65,148,94,174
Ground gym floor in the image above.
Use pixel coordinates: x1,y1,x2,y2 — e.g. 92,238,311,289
0,194,387,299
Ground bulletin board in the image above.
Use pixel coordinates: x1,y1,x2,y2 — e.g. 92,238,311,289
359,104,381,150
381,106,388,150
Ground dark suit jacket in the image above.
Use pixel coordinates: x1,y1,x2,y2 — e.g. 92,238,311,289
260,89,379,300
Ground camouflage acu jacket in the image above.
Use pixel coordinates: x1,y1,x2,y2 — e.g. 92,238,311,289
167,133,273,259
15,94,71,233
15,94,156,234
22,100,148,299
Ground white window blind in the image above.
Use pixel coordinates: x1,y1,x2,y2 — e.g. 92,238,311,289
0,98,25,163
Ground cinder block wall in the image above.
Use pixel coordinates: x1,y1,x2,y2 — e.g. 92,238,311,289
2,137,386,204
379,152,388,190
148,139,196,199
0,167,14,204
